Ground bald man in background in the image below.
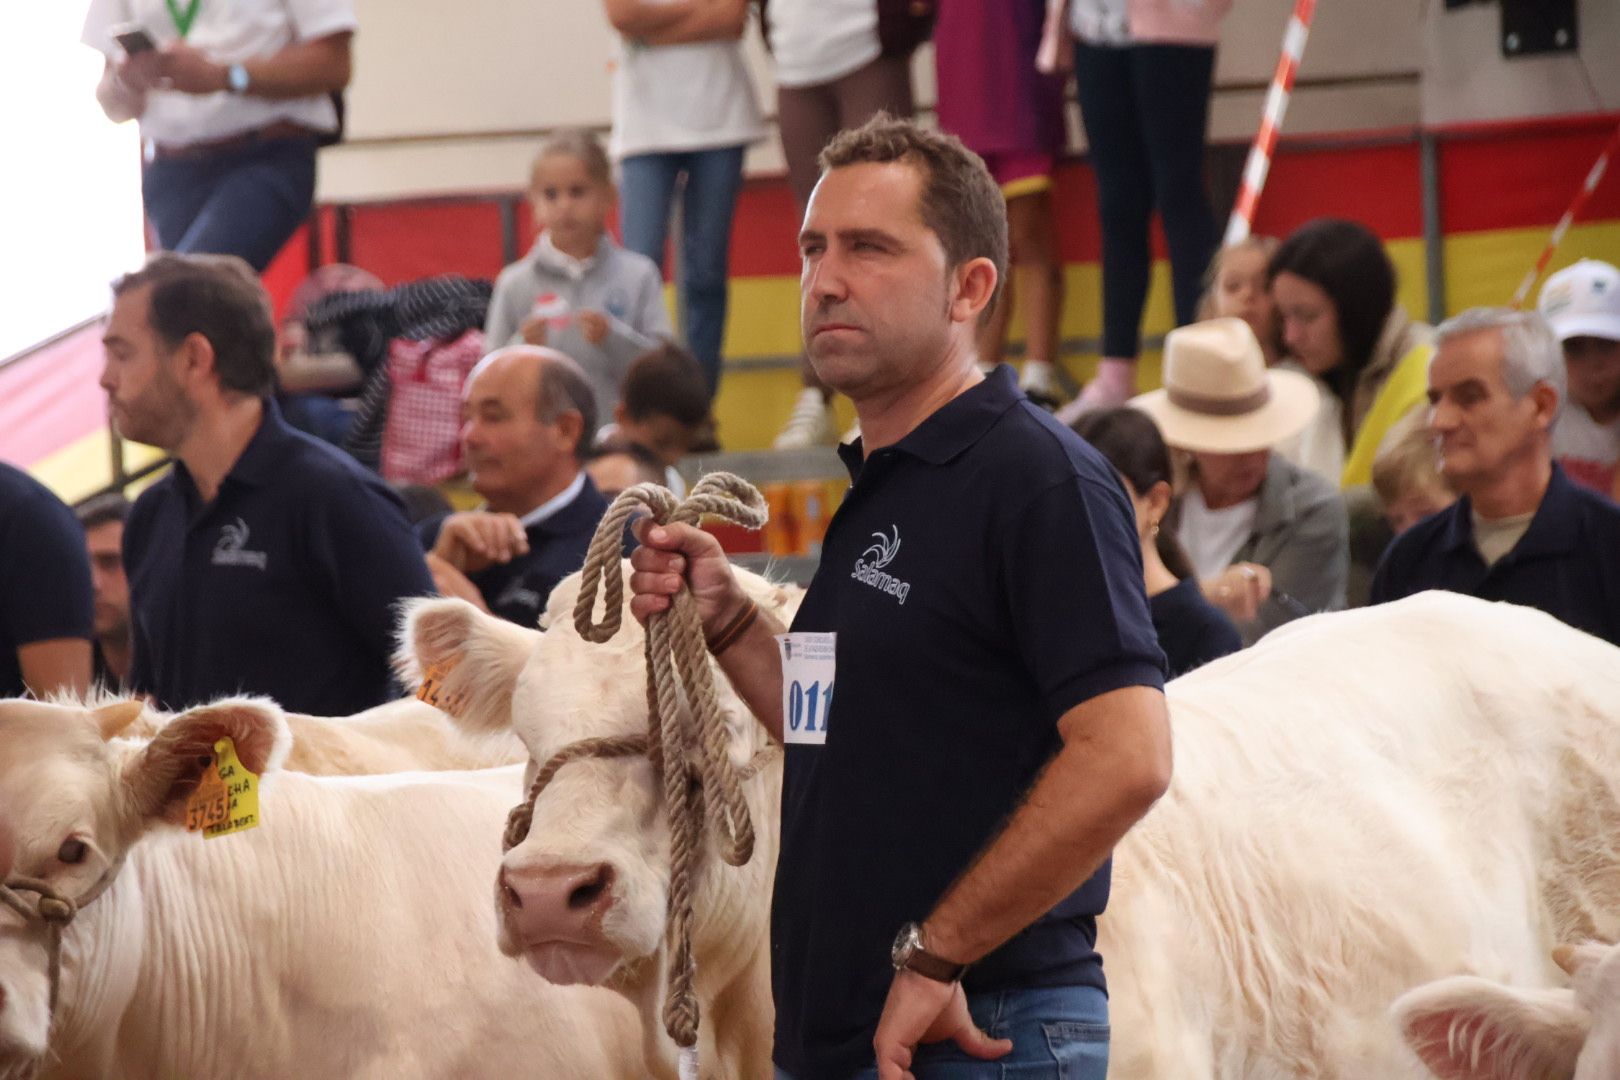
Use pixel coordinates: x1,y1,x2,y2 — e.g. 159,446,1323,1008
419,346,610,627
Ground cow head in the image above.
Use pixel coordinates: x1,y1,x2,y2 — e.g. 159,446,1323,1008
0,696,287,1077
1393,941,1620,1079
398,563,797,998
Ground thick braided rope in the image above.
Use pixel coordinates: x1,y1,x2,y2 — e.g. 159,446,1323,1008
564,472,768,1049
1,877,77,1021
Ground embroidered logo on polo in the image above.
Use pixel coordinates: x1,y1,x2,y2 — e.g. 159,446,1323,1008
496,579,543,614
211,518,268,570
851,526,911,605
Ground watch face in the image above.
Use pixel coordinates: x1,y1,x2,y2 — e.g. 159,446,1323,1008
891,922,918,966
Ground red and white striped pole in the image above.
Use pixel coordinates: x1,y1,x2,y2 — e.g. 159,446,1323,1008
1510,121,1620,308
1223,0,1318,247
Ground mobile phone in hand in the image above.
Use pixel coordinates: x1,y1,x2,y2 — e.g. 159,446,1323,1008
110,23,156,55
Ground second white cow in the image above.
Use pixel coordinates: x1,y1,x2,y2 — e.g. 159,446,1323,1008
0,696,644,1080
404,579,1620,1079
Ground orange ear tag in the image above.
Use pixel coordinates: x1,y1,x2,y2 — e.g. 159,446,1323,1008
185,737,261,839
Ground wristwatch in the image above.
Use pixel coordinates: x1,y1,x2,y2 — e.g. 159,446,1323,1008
890,922,970,984
226,63,251,95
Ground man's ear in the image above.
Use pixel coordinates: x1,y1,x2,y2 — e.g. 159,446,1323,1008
395,597,538,734
1391,974,1587,1080
1531,381,1561,432
554,408,586,459
951,256,999,327
120,698,289,825
175,331,219,388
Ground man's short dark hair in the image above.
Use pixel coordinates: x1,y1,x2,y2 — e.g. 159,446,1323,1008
622,344,711,425
111,253,277,397
75,492,131,531
536,355,598,463
818,114,1009,314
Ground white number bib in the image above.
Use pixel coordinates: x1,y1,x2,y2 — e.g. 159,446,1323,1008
777,632,836,746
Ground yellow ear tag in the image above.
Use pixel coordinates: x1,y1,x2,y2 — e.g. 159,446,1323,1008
185,737,261,840
417,661,465,714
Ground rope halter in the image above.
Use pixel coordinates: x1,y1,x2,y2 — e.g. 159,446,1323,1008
0,875,81,1025
500,472,771,1052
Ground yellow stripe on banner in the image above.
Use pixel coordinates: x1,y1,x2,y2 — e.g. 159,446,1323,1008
31,430,167,505
1442,221,1620,313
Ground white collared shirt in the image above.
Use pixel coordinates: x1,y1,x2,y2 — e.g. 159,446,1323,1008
536,233,599,284
519,472,586,529
82,0,356,146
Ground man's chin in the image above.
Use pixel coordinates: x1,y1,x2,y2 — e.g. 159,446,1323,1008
519,942,623,986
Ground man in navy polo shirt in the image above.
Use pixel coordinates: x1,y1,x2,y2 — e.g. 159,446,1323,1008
0,462,94,699
630,117,1171,1080
418,346,609,628
1372,307,1620,644
102,253,436,716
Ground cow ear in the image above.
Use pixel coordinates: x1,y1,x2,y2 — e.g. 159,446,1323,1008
395,597,536,735
120,698,290,824
1392,975,1587,1080
92,698,147,741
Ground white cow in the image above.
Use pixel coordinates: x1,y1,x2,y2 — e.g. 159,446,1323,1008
117,694,525,774
1393,940,1620,1080
400,567,798,1079
0,695,645,1080
402,580,1620,1079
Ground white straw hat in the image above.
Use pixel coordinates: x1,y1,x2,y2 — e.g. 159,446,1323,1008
1131,317,1319,454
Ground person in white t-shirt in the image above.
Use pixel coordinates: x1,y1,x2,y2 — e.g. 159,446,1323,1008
766,0,927,449
1132,317,1348,645
82,0,355,272
605,0,765,398
1538,259,1620,498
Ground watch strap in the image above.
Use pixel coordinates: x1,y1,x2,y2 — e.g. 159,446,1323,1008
901,945,970,984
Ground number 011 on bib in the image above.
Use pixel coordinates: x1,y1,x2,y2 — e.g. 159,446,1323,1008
777,632,836,746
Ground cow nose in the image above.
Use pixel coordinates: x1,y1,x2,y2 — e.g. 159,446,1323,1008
499,862,617,942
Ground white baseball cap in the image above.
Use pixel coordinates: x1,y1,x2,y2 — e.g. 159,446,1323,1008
1538,259,1620,343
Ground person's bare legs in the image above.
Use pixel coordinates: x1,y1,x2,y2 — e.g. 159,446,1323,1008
1007,189,1064,406
773,55,916,447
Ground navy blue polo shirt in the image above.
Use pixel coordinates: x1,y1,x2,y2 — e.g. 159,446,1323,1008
416,474,609,628
125,401,436,716
0,463,93,697
1370,463,1620,646
772,365,1166,1080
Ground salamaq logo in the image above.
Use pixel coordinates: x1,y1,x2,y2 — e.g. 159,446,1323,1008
212,517,268,571
852,526,910,604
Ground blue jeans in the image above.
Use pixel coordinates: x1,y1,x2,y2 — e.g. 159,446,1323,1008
618,144,746,396
775,985,1109,1080
143,136,317,272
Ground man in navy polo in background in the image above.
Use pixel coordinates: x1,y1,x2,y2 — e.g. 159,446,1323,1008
418,345,609,628
629,116,1171,1080
101,253,435,716
0,462,94,699
1372,307,1620,645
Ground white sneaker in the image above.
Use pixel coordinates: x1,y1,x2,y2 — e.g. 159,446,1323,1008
1019,360,1063,410
773,388,834,449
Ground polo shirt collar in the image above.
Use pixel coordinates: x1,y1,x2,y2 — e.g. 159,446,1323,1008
170,397,290,506
1438,462,1580,559
837,364,1024,477
518,471,587,530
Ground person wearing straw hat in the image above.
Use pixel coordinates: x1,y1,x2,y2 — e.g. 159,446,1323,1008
1133,316,1348,645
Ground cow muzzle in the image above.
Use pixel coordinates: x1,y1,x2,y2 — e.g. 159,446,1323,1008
497,861,623,985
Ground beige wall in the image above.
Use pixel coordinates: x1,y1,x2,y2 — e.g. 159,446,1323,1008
317,0,1601,205
1422,0,1619,126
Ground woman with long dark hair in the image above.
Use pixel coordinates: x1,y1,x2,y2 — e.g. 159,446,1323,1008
1268,218,1434,487
1072,405,1240,676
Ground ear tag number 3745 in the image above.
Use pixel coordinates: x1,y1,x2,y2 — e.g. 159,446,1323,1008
185,736,261,839
777,632,836,746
